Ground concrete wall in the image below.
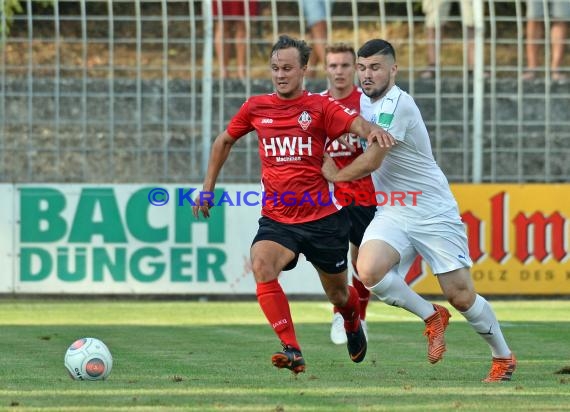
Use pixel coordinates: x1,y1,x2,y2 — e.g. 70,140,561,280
2,77,569,183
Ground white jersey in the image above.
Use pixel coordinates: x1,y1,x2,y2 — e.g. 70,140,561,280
360,85,458,218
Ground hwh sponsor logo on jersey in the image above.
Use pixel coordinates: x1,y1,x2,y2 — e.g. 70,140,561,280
262,136,312,157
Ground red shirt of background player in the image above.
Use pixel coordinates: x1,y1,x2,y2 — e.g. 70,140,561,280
323,86,376,207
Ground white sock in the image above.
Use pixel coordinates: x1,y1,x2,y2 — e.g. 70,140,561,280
368,271,435,320
461,294,511,358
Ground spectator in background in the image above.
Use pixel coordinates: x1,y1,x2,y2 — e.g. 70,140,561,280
213,0,258,79
301,0,334,77
524,0,570,82
420,0,475,78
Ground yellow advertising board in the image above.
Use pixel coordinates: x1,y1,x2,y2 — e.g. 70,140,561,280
407,184,570,295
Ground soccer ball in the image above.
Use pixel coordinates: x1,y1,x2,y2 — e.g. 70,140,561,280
64,337,113,381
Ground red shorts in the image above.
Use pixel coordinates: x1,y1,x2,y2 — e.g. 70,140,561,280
213,1,258,16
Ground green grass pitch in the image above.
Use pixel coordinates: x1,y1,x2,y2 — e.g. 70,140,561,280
0,299,569,411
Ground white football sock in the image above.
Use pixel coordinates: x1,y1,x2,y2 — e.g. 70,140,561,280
461,294,511,358
368,270,435,320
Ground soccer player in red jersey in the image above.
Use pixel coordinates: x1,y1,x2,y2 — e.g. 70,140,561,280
321,44,376,345
193,34,395,374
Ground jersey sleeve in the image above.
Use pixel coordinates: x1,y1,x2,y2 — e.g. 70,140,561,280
386,96,414,142
226,100,255,139
322,97,359,139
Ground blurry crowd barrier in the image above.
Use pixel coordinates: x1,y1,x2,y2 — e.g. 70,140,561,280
0,0,569,184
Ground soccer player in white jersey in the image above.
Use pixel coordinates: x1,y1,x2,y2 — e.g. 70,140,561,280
322,38,516,382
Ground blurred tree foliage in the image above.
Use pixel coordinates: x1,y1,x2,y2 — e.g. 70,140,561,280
1,0,52,34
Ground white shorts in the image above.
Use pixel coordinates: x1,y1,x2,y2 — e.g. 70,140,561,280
361,209,473,275
422,0,474,28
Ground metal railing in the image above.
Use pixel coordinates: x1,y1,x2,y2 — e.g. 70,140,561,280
1,0,569,183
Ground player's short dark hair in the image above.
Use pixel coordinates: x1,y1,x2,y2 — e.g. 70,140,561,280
325,43,356,63
357,39,396,61
271,34,312,67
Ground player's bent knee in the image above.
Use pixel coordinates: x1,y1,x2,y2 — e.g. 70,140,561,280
357,274,376,289
355,272,380,288
446,289,476,312
356,262,387,288
251,259,280,283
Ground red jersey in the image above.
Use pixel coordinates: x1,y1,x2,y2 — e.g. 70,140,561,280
213,1,258,16
323,86,376,206
227,90,358,224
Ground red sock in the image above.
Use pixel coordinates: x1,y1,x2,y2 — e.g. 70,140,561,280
352,274,370,321
256,279,300,350
333,285,361,333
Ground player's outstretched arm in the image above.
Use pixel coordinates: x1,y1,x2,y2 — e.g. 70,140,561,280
192,130,236,219
349,116,396,148
322,142,388,182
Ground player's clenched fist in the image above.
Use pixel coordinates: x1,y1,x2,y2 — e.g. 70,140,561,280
192,196,213,219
